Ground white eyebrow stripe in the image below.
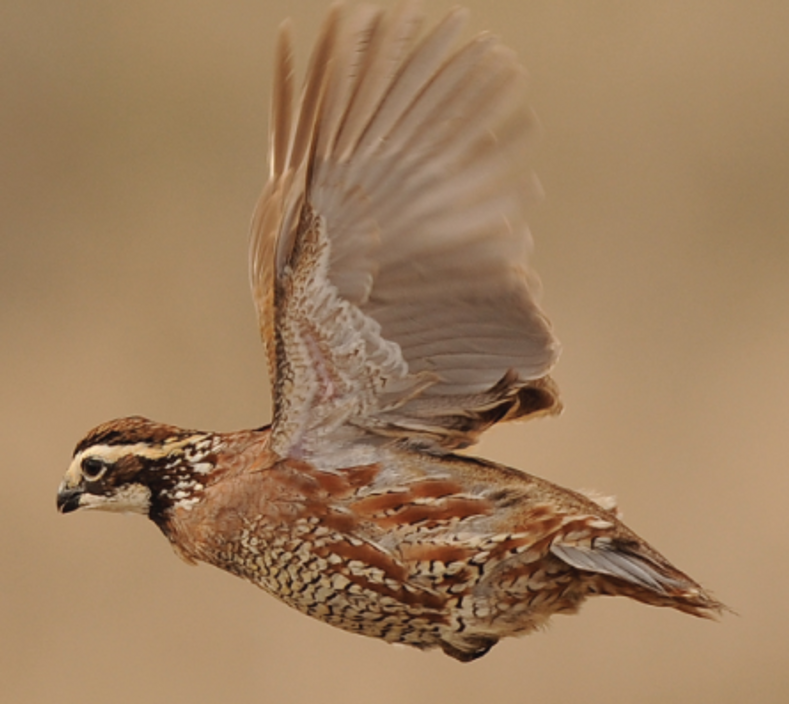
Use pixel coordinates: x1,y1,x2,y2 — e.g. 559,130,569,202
76,435,211,462
63,435,211,487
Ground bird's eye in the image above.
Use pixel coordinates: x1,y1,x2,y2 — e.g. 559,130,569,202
82,457,108,481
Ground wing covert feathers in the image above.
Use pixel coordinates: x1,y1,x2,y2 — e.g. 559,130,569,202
251,3,561,459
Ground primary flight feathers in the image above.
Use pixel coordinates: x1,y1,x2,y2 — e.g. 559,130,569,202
251,3,561,457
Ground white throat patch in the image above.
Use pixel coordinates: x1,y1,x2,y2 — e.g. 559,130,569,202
79,483,152,515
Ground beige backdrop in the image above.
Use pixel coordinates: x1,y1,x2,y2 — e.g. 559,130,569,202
2,1,788,702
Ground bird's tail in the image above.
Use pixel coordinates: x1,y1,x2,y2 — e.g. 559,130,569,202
551,540,725,618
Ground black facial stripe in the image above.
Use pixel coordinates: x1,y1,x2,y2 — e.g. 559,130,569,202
85,442,218,521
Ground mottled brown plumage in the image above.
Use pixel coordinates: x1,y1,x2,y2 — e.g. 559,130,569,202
57,3,721,661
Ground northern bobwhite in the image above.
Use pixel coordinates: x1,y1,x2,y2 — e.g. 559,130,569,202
57,3,722,661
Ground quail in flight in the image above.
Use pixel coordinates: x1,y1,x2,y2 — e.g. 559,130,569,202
57,3,721,661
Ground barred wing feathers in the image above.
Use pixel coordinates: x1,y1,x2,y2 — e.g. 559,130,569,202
250,3,561,459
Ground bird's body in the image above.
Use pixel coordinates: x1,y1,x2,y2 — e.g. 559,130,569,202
57,3,721,661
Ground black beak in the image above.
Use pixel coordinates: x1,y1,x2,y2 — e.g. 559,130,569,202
57,487,84,514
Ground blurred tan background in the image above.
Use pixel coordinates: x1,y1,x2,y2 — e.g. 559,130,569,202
2,1,788,702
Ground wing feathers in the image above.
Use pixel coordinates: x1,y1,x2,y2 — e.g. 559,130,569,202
270,21,294,180
353,7,466,161
252,4,561,457
334,2,424,164
287,4,342,175
324,6,386,164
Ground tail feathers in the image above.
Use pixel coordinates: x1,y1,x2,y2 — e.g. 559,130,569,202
551,542,725,617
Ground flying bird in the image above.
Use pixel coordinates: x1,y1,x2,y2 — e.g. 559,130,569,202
57,3,721,661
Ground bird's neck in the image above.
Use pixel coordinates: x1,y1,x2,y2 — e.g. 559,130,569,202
150,425,274,541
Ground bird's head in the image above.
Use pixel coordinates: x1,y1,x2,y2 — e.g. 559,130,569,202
57,416,219,523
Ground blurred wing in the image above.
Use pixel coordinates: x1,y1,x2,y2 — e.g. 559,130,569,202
250,3,561,459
